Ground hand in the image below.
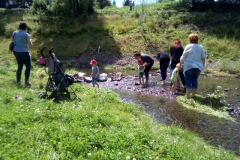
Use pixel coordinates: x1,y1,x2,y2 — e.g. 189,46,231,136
139,66,144,70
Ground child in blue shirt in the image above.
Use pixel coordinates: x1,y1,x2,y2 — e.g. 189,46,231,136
90,59,99,88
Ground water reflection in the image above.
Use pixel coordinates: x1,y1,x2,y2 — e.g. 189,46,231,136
76,68,240,155
115,89,240,156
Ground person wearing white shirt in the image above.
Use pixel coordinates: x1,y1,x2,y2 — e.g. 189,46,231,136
180,33,206,98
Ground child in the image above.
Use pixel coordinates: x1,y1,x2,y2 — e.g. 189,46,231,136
89,59,99,88
137,58,145,85
171,63,181,95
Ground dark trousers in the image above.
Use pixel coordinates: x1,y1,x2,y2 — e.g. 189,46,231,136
13,51,31,82
144,62,154,82
130,6,132,11
160,60,170,80
171,60,185,86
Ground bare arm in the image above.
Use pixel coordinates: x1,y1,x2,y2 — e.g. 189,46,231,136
143,62,149,67
202,58,205,67
27,37,33,46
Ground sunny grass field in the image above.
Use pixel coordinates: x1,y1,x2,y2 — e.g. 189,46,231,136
0,58,239,159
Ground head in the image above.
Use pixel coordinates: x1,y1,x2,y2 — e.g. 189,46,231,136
134,53,141,59
89,59,97,66
19,21,27,30
174,39,181,45
188,34,198,44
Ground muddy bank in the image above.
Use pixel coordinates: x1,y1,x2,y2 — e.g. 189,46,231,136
58,52,240,119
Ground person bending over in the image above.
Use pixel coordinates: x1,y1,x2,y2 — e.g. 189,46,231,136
134,52,154,87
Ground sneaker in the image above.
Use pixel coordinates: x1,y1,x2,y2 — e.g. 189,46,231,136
25,81,32,86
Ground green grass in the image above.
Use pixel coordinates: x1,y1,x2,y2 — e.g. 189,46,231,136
0,57,238,159
1,3,240,74
176,95,235,122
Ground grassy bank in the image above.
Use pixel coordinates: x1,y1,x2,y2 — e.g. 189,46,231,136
0,3,239,159
1,2,240,74
0,59,238,159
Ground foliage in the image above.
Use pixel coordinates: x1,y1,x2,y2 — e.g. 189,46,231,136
95,0,112,9
219,59,240,74
205,84,227,110
32,0,94,17
176,0,240,12
1,2,240,74
0,60,238,159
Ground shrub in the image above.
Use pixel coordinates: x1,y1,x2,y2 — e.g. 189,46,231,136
205,84,227,110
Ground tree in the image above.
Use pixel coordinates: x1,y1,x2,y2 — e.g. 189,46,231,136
95,0,111,9
123,0,130,6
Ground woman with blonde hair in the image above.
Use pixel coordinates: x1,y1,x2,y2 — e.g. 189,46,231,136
180,34,206,98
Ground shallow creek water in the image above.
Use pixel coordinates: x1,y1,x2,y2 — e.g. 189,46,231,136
76,68,240,156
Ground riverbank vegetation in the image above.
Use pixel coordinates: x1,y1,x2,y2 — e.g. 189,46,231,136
0,60,238,159
0,0,240,159
1,1,240,74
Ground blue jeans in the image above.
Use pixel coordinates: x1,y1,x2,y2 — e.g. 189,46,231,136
13,51,31,82
92,77,99,84
184,68,201,89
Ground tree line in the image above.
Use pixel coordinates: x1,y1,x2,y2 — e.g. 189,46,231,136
172,0,240,12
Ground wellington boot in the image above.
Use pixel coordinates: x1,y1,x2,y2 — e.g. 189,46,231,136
186,88,191,99
192,89,197,97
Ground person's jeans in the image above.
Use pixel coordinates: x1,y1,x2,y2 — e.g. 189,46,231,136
13,51,31,82
184,68,201,89
160,60,170,80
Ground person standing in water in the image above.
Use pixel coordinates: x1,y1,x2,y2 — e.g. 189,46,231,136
170,39,186,89
180,34,206,98
137,58,145,85
134,52,154,88
156,50,170,85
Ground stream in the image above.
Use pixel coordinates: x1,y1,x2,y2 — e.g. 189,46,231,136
75,68,240,156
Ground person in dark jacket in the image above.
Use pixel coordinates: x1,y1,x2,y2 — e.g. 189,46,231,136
156,50,170,85
170,40,186,88
134,53,154,87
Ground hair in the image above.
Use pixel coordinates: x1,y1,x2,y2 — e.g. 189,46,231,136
19,21,27,30
175,39,181,45
188,34,198,44
134,53,141,57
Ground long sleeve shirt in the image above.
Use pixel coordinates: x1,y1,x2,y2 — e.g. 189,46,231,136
180,43,206,73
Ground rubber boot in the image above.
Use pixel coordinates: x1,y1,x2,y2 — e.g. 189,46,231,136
25,79,32,86
186,88,191,99
192,89,197,97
